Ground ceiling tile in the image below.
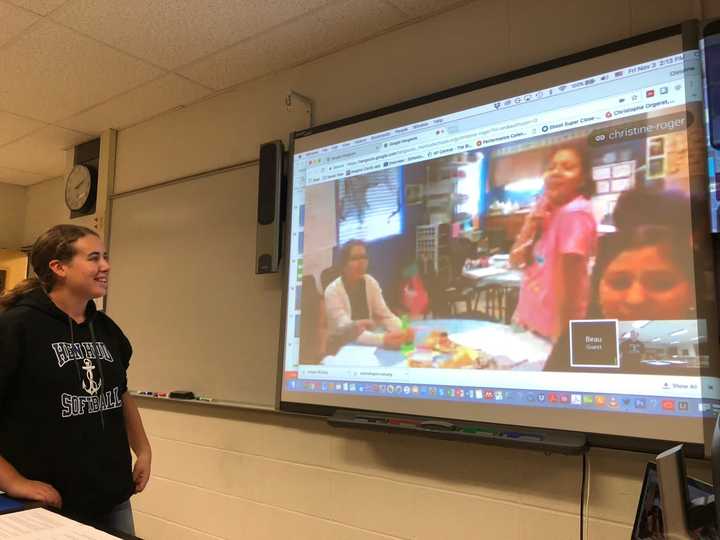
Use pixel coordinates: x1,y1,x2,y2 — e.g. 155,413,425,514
0,110,46,146
0,1,39,47
0,125,91,177
0,165,49,185
0,20,163,122
508,0,630,69
58,74,212,133
705,0,720,19
6,0,68,16
179,0,408,90
386,0,467,18
50,0,331,70
630,0,697,34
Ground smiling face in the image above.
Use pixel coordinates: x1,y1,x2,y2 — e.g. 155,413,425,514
543,148,585,207
52,234,110,300
599,244,692,321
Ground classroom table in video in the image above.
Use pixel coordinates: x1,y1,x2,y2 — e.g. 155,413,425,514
322,318,551,371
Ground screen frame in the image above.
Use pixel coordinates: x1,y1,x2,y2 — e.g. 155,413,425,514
277,20,713,457
703,19,720,235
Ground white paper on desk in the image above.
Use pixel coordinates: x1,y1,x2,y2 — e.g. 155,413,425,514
0,508,116,539
322,345,380,366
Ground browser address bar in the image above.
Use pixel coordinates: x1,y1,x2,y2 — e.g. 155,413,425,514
305,80,688,185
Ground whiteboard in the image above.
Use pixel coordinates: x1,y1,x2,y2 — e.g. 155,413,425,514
107,164,282,408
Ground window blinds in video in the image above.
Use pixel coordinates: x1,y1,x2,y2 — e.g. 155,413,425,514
281,29,719,444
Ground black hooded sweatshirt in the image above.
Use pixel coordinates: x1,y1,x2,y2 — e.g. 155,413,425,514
0,288,134,518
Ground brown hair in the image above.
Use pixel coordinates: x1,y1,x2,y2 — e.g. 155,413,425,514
338,239,368,270
0,225,99,311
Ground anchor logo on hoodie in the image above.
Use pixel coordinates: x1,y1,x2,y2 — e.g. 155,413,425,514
81,358,102,395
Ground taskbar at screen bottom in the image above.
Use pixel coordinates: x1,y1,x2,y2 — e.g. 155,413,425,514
285,379,716,418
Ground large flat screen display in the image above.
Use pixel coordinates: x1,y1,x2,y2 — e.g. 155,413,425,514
280,24,719,446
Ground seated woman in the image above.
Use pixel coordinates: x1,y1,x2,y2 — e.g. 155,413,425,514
544,189,695,373
325,240,413,350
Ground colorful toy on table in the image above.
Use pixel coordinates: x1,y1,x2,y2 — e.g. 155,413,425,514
399,315,415,357
407,330,495,369
422,330,455,353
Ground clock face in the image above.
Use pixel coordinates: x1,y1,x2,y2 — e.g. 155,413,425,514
65,165,92,211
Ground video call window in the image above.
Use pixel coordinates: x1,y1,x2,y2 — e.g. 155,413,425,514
296,100,703,374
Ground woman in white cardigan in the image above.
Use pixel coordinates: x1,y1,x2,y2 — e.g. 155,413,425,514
324,240,413,349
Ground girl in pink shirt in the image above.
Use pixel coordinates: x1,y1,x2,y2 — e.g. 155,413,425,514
510,146,597,341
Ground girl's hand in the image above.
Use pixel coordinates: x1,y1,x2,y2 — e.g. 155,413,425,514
133,452,152,493
6,477,62,508
355,319,375,332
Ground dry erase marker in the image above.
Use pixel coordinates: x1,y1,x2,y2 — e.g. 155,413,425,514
196,396,213,402
169,390,195,399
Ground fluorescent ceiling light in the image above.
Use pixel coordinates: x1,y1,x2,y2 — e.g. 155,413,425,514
669,329,688,337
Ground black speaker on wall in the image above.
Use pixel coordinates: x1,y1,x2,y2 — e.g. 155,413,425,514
256,140,287,274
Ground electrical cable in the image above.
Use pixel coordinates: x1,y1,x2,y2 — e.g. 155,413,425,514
580,451,588,540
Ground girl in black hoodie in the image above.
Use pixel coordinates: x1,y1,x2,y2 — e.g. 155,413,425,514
0,225,151,536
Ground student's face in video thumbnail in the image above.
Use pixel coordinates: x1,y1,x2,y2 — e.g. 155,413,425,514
599,244,692,321
343,244,369,282
543,148,584,207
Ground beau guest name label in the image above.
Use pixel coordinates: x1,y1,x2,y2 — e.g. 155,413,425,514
570,320,619,368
